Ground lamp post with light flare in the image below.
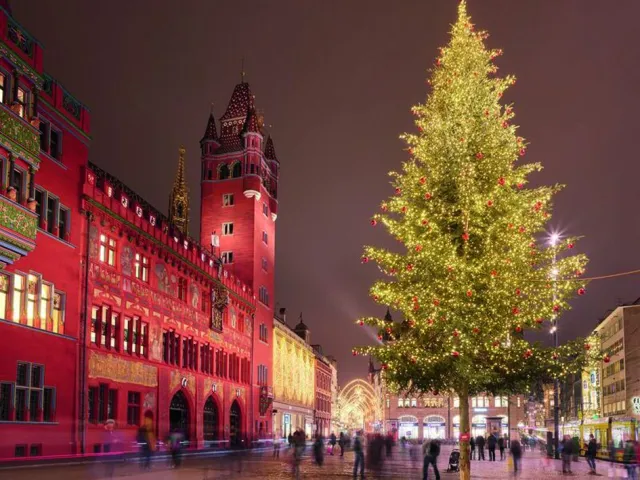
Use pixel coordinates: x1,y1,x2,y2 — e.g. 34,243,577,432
550,232,560,459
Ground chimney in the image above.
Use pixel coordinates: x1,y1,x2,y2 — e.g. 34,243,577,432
279,307,287,324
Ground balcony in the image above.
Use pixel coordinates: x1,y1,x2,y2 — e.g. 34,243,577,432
0,193,37,267
0,102,41,167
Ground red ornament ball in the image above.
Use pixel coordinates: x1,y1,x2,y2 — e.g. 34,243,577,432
584,343,591,350
415,245,423,252
433,389,439,396
604,355,611,363
406,263,413,271
395,187,402,195
475,152,484,159
524,349,532,358
377,334,383,340
473,327,480,334
519,226,526,233
453,329,459,337
519,148,526,156
361,256,369,263
491,270,498,277
552,353,559,360
382,364,388,370
420,177,426,184
373,295,379,301
401,206,408,213
512,307,520,315
451,351,460,358
427,318,434,325
425,192,432,200
421,219,429,226
498,177,506,186
371,219,377,226
578,288,586,296
413,303,420,311
466,290,473,297
515,289,521,296
517,183,524,189
535,318,544,324
484,109,490,117
462,232,470,242
492,341,500,347
568,242,574,249
433,299,440,306
575,270,583,276
359,320,364,326
553,305,560,313
502,121,508,128
487,200,494,207
411,357,417,364
381,204,388,212
352,350,358,356
515,326,522,333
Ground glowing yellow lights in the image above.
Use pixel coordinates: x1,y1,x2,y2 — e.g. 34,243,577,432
354,1,594,461
337,379,383,431
273,325,315,408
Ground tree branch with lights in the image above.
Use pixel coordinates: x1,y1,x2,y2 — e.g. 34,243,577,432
355,2,600,479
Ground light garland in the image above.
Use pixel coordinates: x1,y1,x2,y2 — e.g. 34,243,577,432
354,0,600,449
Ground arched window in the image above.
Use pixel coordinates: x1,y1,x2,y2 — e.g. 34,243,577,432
219,164,230,180
404,398,410,408
397,398,403,408
232,162,242,178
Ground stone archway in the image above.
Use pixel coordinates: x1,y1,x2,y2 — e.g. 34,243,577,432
203,396,219,445
169,390,190,441
229,400,242,448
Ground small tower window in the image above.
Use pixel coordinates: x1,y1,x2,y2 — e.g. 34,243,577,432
176,203,183,217
232,163,242,178
219,164,230,180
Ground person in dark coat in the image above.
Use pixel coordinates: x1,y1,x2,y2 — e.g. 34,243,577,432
330,432,337,455
470,436,476,460
511,439,522,475
487,432,497,461
475,435,485,461
498,435,505,460
561,435,573,474
423,439,441,480
339,432,345,457
586,434,597,474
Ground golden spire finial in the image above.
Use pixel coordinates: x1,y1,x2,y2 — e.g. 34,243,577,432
169,144,189,235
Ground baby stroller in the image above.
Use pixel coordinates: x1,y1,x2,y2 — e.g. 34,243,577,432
446,448,460,472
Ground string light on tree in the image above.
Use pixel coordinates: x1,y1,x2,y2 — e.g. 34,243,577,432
353,2,597,478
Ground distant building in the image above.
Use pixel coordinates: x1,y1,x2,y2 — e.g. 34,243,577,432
272,312,315,438
327,356,339,433
312,344,332,437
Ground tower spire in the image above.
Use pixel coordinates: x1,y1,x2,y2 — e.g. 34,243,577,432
168,145,190,235
241,57,246,83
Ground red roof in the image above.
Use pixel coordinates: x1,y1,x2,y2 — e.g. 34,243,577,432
201,113,218,142
264,136,278,162
243,107,260,134
220,82,253,121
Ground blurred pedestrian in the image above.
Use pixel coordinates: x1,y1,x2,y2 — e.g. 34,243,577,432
488,432,497,461
103,419,118,478
476,435,485,461
168,428,184,468
273,432,281,458
353,430,365,480
137,413,156,470
330,432,337,455
339,432,345,457
623,440,637,480
470,436,476,460
586,434,597,474
422,438,440,480
561,435,573,475
511,439,522,476
313,433,325,466
498,434,505,460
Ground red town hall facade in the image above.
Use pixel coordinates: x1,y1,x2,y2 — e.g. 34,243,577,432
0,2,279,459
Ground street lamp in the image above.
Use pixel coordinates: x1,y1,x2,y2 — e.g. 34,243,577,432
549,232,560,459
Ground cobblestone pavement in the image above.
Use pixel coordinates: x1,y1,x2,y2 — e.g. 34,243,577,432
0,445,613,479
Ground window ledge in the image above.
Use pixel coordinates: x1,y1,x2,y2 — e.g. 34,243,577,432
37,228,75,248
39,151,67,170
0,421,59,425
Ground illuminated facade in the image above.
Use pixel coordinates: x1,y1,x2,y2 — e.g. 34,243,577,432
272,314,315,438
337,378,381,433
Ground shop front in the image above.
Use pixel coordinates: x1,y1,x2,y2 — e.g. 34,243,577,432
423,415,446,439
472,415,486,438
398,415,419,440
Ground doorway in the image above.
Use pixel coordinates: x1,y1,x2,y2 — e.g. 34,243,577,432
169,390,190,441
230,400,242,447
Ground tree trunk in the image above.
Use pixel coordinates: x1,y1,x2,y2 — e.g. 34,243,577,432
458,386,471,480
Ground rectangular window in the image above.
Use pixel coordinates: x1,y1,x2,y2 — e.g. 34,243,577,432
261,257,267,271
221,251,234,264
43,388,54,422
0,383,12,420
259,286,269,306
39,120,50,152
52,292,64,334
178,277,187,302
12,274,24,323
131,316,139,354
0,273,9,319
109,311,120,350
222,222,234,235
30,444,42,457
99,234,116,266
11,168,23,203
91,306,100,344
49,129,61,160
40,283,51,328
29,389,40,422
0,72,5,104
263,203,268,216
46,197,57,234
201,290,209,314
259,323,268,343
124,317,131,353
262,231,268,244
127,391,140,426
88,386,97,423
15,388,26,421
15,445,26,457
34,189,44,220
58,206,69,240
16,87,27,118
134,253,150,282
141,322,148,358
26,274,37,327
107,387,117,421
222,194,234,206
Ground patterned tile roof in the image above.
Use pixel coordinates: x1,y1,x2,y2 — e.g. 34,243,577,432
264,136,278,162
201,113,218,142
242,107,260,134
220,82,253,121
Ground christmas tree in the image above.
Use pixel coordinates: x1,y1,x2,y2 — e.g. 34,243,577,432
357,2,597,478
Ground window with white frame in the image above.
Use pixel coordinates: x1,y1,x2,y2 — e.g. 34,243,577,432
134,253,150,282
99,234,117,266
222,222,234,235
258,286,269,306
0,71,7,104
15,87,28,118
221,251,234,264
262,231,268,244
261,257,267,271
222,194,234,207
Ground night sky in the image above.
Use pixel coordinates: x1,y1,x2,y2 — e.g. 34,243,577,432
15,1,640,384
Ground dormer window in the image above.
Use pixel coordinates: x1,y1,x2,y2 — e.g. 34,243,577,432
15,87,28,118
232,162,242,178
